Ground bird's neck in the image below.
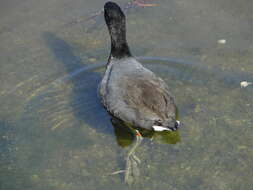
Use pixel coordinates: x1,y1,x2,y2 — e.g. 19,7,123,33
109,24,131,59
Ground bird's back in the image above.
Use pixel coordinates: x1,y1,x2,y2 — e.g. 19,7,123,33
99,57,176,130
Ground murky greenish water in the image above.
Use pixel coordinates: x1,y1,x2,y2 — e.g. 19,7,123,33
0,0,253,189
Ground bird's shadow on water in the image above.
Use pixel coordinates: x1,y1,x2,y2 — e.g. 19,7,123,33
43,32,113,135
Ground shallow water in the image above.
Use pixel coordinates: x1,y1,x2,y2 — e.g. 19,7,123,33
0,0,253,189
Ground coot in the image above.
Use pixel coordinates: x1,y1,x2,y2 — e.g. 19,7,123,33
99,1,180,132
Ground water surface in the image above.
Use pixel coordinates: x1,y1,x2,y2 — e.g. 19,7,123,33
0,0,253,189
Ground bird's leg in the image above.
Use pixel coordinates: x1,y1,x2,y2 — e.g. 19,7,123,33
124,130,143,185
110,130,143,185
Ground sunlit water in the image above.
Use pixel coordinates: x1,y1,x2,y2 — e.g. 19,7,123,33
0,0,253,189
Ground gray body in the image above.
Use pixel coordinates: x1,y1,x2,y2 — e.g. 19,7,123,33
101,2,178,131
99,57,177,130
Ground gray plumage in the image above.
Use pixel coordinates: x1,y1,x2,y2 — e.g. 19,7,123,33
99,2,179,131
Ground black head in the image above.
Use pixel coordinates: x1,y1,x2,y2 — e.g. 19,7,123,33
104,2,131,59
104,2,125,26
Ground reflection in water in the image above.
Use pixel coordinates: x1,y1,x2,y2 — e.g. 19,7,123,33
111,118,135,147
111,117,181,185
0,0,252,188
112,117,181,147
1,31,252,188
42,33,182,185
17,32,249,187
42,32,183,145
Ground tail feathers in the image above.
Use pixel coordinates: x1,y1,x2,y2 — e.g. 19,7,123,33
152,120,180,132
